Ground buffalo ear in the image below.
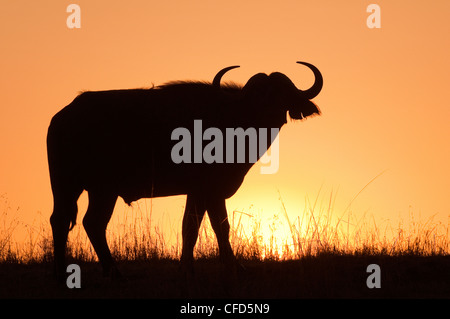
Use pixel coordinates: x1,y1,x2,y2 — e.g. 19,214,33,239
289,99,321,120
302,99,321,117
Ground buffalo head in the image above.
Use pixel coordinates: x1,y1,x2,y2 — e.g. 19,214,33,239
213,61,323,122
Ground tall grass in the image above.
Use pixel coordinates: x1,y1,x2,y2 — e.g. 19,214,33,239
0,193,448,264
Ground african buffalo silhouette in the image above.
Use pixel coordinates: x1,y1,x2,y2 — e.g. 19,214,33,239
47,61,323,278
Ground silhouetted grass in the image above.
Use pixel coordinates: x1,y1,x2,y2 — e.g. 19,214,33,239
1,191,449,298
1,192,448,265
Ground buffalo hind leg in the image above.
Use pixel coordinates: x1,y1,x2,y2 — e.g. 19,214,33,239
82,191,118,278
180,195,206,272
50,190,82,281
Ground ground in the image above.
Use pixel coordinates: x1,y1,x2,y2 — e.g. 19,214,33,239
0,254,449,299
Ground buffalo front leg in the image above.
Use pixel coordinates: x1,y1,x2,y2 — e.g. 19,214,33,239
82,191,118,278
180,195,206,271
206,198,236,267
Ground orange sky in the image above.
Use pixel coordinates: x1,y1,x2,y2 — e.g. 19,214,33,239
0,1,449,244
